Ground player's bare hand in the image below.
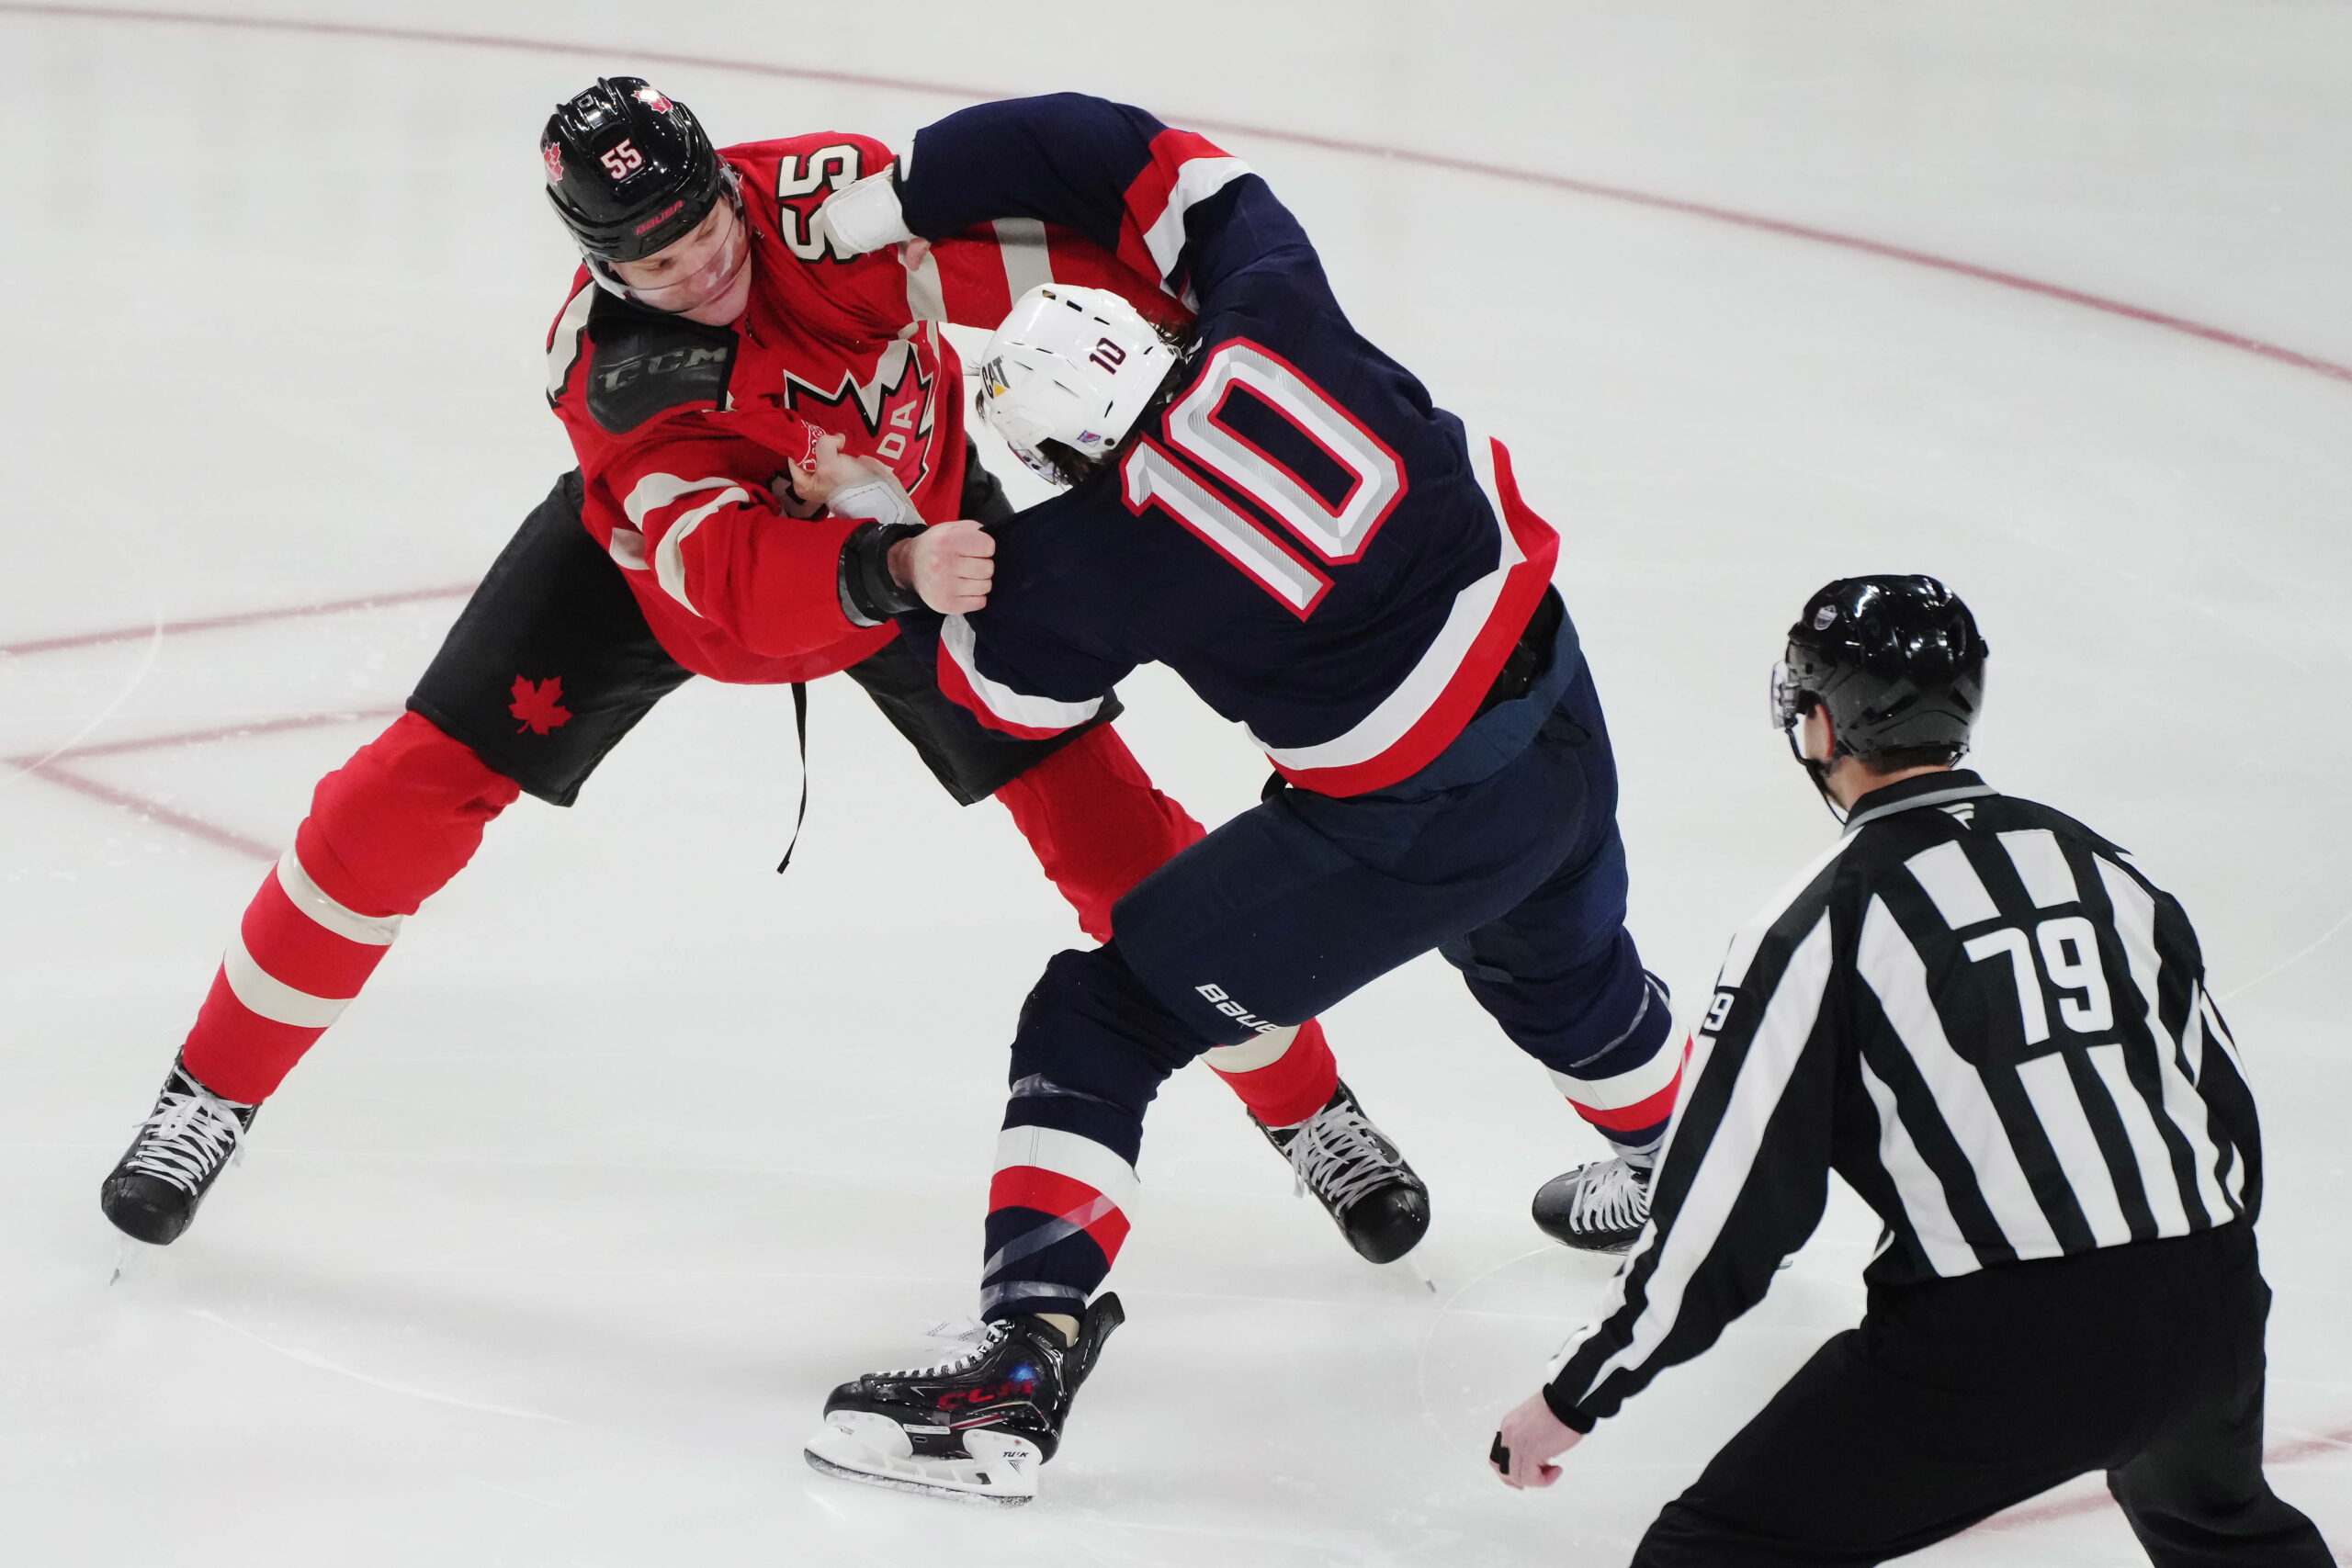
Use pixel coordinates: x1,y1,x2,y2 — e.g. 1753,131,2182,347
890,519,994,615
787,432,873,507
1490,1391,1583,1490
899,237,933,272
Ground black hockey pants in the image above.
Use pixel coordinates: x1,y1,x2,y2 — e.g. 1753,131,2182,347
1631,1222,2333,1567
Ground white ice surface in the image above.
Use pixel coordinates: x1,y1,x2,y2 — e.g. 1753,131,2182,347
1,3,2346,1563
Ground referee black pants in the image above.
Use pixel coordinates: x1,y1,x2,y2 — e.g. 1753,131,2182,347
1633,1223,2332,1567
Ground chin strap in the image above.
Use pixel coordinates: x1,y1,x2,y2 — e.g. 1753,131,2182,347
1783,714,1851,826
1802,755,1850,826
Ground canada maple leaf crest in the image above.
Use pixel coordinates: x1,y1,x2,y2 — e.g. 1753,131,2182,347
509,676,572,735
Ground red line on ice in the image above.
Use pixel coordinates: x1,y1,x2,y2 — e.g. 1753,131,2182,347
19,708,408,763
6,708,404,863
6,3,2352,388
0,583,476,659
13,760,278,861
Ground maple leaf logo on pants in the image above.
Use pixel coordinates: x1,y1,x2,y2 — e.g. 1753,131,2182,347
509,676,572,736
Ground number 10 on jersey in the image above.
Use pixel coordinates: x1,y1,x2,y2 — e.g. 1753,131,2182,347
1120,340,1404,619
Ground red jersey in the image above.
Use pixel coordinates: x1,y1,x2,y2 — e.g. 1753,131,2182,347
544,132,1179,685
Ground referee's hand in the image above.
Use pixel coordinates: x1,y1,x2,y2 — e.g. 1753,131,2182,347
1490,1391,1582,1489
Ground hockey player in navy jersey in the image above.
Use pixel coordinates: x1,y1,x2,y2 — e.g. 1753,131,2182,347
797,94,1683,1502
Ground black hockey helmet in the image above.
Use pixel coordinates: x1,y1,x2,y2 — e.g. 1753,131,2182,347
541,77,726,265
1770,574,1987,767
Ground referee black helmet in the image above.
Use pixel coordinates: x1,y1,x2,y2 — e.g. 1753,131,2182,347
1771,575,1988,767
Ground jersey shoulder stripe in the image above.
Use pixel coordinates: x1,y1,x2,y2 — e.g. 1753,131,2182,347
545,274,596,401
1124,128,1251,288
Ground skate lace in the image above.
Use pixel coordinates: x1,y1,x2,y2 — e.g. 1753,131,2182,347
877,1317,1008,1379
1285,1101,1404,1213
1569,1159,1650,1234
122,1082,244,1195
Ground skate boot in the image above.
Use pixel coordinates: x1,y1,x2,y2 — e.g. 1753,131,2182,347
1532,1156,1651,1254
1255,1079,1430,1264
806,1292,1125,1506
100,1055,257,1246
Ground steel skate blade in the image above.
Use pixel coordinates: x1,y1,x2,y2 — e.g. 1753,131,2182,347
803,1411,1039,1506
1395,1253,1440,1293
108,1235,164,1287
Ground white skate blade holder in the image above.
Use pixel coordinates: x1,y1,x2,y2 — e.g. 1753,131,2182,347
803,1409,1041,1506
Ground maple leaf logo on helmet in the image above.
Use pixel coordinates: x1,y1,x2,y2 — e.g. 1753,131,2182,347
541,141,567,184
635,85,673,113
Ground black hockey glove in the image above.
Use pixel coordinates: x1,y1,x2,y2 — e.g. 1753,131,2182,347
837,520,929,626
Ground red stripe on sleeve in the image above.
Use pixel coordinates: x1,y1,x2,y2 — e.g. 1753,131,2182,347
1115,128,1234,287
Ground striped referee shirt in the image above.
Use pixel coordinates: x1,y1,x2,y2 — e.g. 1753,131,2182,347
1544,769,2263,1428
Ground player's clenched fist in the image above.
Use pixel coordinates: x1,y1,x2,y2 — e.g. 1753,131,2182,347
890,519,995,615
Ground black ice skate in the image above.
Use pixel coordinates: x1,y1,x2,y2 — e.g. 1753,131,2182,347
1255,1080,1430,1264
100,1055,257,1246
805,1293,1125,1506
1532,1156,1651,1254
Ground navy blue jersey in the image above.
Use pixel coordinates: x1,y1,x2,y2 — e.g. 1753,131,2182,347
888,96,1562,796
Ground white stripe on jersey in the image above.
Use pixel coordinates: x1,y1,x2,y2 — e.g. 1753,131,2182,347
622,474,751,615
1141,156,1251,278
1999,829,2081,908
546,281,595,400
1248,428,1520,774
942,614,1104,733
2098,859,2238,1224
2086,1042,2193,1236
1856,1055,1980,1275
2015,1053,2134,1247
1905,840,2000,930
1554,915,1837,1395
1858,896,2064,1260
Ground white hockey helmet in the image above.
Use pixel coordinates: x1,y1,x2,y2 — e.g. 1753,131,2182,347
975,284,1180,484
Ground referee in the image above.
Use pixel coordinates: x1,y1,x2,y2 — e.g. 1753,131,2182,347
1489,576,2332,1565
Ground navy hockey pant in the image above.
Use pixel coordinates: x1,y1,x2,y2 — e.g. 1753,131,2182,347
981,655,1673,1320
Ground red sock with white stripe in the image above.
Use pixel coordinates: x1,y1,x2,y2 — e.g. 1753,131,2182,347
993,724,1339,1126
179,713,519,1104
1552,1034,1691,1167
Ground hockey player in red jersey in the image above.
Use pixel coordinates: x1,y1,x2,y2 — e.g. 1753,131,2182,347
97,78,1428,1269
